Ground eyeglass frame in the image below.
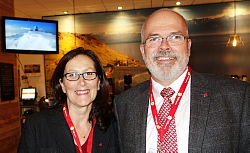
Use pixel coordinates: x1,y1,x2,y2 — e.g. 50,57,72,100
63,72,98,81
143,34,188,47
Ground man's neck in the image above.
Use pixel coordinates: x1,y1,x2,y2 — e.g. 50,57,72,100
151,68,188,87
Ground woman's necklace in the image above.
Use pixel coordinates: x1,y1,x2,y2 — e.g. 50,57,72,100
78,123,92,139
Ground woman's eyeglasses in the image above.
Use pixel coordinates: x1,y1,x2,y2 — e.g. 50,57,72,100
63,72,98,81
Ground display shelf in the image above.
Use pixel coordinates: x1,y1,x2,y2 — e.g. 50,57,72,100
20,104,38,128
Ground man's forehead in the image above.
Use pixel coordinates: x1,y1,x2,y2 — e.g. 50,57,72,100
143,12,186,35
144,22,185,37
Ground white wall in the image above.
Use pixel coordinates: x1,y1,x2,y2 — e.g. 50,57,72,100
17,54,46,101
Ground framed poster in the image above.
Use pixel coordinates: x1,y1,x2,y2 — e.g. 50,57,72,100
24,64,41,76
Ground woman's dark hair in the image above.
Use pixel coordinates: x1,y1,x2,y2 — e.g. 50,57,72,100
50,47,111,131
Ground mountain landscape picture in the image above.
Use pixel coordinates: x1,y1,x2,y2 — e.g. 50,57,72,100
44,1,250,97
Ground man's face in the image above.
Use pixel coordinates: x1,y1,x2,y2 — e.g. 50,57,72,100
140,10,191,85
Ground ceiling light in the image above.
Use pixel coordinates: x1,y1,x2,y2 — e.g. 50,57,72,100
226,0,244,47
227,34,244,47
176,2,181,5
63,11,68,14
118,6,123,10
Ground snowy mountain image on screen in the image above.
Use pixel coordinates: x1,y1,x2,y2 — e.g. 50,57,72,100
5,25,57,51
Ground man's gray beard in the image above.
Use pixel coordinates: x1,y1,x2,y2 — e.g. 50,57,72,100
143,51,189,82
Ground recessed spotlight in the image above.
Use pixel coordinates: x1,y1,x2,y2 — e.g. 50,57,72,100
118,6,123,10
176,2,181,5
63,11,68,14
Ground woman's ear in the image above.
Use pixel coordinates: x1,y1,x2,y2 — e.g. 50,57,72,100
59,78,66,93
98,80,100,90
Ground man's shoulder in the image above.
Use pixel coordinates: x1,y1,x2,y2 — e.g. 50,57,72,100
192,71,250,88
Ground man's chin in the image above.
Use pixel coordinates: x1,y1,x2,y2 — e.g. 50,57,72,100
151,65,186,82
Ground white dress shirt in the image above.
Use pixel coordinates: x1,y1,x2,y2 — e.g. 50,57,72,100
146,68,191,153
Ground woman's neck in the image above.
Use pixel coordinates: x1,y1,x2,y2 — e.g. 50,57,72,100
68,104,92,127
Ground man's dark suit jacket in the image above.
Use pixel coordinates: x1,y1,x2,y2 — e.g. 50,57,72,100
114,71,250,152
18,108,120,153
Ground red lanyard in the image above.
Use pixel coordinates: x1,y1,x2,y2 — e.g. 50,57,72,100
63,104,96,153
150,66,191,142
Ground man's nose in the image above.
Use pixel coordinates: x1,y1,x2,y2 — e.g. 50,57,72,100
159,38,171,49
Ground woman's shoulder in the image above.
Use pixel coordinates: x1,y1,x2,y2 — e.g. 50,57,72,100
93,114,120,152
25,108,62,123
104,114,118,135
95,113,117,131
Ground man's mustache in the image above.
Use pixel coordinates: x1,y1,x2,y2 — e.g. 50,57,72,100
152,51,179,59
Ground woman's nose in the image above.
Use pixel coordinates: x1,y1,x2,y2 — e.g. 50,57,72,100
78,75,87,86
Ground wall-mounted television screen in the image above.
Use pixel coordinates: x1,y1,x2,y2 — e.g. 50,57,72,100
2,16,59,54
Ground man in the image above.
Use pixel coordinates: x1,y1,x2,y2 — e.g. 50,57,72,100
114,8,250,153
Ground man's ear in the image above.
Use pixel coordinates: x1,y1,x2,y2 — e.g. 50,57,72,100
140,44,145,59
187,39,192,56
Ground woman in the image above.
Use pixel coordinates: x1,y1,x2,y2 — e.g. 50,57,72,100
18,47,120,153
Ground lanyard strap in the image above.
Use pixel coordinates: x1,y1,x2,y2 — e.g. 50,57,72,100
150,66,191,142
63,104,96,153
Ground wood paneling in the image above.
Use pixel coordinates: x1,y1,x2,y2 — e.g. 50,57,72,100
0,0,20,153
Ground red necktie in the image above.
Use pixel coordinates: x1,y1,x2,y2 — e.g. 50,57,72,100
157,87,178,153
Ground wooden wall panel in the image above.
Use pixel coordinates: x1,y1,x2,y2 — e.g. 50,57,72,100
0,0,21,153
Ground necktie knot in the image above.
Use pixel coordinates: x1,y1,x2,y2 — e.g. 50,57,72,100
160,87,175,99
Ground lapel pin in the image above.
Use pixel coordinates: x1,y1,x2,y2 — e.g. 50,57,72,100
203,93,209,97
98,143,103,146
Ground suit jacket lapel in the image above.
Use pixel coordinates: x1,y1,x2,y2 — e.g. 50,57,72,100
134,84,150,150
188,71,211,152
48,110,76,153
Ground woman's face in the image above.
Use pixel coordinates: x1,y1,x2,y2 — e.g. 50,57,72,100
59,55,100,108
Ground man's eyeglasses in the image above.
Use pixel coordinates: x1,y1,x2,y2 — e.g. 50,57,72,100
63,72,98,81
143,34,188,48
